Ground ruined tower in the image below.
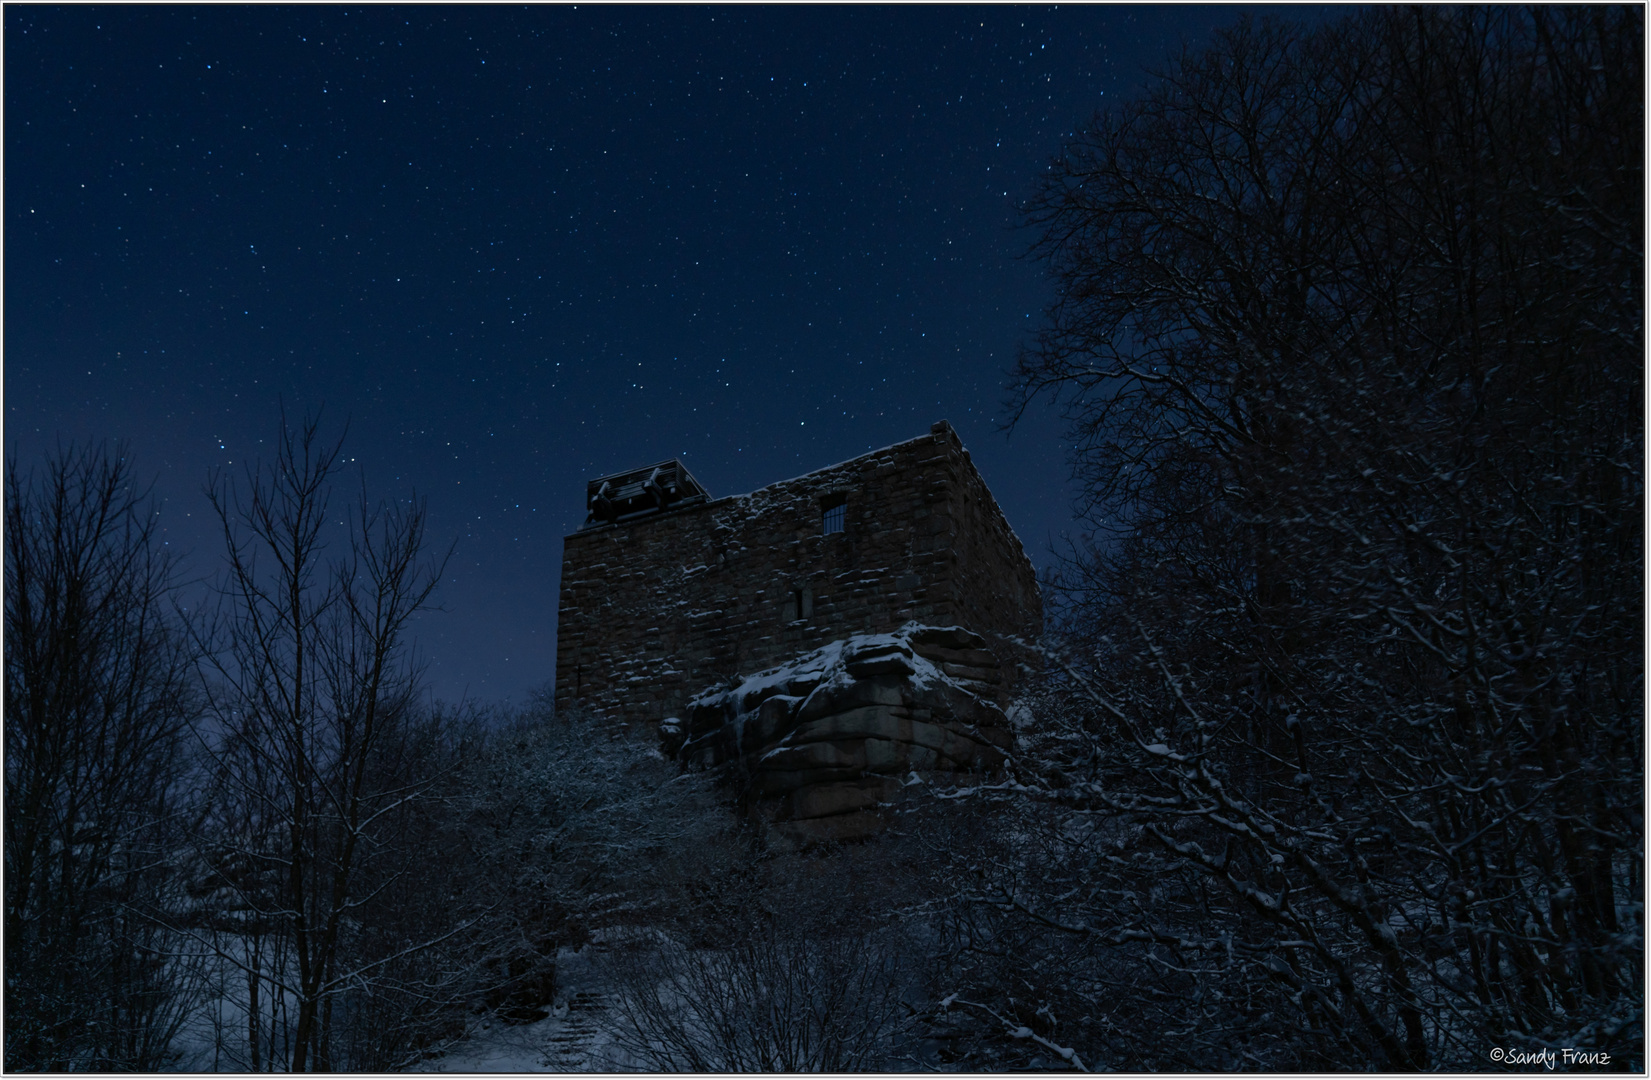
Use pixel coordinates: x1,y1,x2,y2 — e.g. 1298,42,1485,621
553,420,1041,726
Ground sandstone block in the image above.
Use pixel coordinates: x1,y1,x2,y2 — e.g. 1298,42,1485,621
781,776,899,821
669,624,1017,844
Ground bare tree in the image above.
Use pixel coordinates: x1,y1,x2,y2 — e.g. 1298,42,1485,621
989,6,1641,1070
4,442,203,1070
602,922,907,1071
190,412,457,1071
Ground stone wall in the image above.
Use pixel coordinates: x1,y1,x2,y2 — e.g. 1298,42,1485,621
553,420,1041,726
946,439,1046,652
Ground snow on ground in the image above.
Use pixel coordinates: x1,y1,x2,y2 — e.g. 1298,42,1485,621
413,941,643,1073
412,1012,565,1073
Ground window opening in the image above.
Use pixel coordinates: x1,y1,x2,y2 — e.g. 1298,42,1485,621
822,498,846,535
783,586,814,622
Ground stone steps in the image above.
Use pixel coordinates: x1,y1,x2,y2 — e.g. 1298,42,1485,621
539,992,611,1070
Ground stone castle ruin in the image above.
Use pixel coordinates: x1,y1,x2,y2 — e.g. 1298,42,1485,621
553,420,1041,841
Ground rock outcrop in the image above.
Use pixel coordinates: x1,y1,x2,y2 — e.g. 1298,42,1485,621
660,624,1012,843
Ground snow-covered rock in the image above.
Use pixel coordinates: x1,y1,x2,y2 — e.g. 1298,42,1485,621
661,624,1012,843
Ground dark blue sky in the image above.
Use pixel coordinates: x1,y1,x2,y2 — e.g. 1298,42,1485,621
7,4,1323,704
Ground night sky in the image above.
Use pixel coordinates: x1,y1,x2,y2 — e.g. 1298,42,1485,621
7,4,1320,705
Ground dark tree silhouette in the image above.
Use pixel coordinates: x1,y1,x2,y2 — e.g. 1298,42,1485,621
5,443,203,1070
985,7,1641,1069
190,413,457,1071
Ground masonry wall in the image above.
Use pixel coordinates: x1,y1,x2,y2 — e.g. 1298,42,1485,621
947,446,1044,651
553,421,1041,726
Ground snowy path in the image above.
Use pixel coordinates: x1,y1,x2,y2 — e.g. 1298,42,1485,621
414,947,634,1072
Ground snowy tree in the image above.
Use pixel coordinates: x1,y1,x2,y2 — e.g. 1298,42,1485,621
454,694,747,1009
985,7,1641,1070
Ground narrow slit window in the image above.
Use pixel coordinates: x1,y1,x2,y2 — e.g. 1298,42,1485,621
822,498,846,535
782,586,814,623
